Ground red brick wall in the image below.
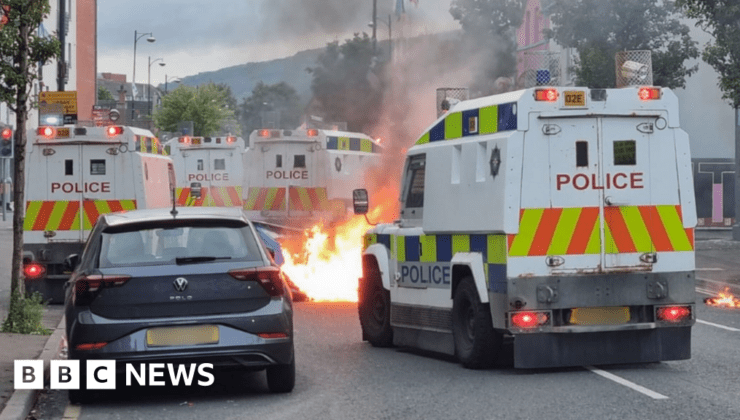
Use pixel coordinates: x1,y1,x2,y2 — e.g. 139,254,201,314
77,0,97,123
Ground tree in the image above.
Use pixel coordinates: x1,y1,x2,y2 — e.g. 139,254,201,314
0,0,59,332
677,0,740,107
449,0,525,96
153,83,235,136
238,81,302,136
97,85,114,101
307,33,384,133
546,0,699,89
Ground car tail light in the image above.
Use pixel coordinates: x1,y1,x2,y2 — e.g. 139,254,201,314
75,342,108,351
534,88,558,102
228,266,286,297
510,311,550,329
638,87,661,100
73,274,131,306
258,332,289,339
23,263,46,279
656,305,692,323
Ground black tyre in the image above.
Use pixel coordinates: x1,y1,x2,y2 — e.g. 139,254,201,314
452,276,501,369
266,358,295,393
358,264,393,347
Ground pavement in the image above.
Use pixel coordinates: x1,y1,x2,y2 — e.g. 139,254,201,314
0,222,736,420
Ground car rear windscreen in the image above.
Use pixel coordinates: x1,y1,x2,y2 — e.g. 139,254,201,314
98,225,263,268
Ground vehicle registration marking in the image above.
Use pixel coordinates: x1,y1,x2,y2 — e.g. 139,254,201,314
192,137,202,145
564,91,586,107
56,128,70,138
570,306,629,325
146,325,219,347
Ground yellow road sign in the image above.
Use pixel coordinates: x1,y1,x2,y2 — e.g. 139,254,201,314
39,91,78,114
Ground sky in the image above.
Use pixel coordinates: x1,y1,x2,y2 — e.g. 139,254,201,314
98,0,459,86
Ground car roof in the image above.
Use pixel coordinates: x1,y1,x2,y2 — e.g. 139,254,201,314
101,207,249,227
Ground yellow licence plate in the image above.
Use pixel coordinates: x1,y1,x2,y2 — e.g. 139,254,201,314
56,127,70,138
570,307,630,326
146,325,219,347
192,137,201,145
564,90,586,107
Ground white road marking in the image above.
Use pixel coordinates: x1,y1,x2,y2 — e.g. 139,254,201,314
696,268,724,271
696,319,740,332
586,366,669,400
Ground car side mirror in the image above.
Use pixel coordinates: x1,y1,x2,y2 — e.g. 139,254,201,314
190,182,202,199
352,189,369,215
64,254,80,272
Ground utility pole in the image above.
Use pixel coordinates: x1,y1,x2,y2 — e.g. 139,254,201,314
734,106,740,240
57,0,66,91
372,0,377,53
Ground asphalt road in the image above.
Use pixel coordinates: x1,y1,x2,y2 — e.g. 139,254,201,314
12,229,740,420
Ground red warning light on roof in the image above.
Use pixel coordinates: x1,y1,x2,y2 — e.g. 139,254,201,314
534,88,558,102
258,129,270,137
38,126,56,139
306,129,319,137
179,136,191,144
638,87,661,100
106,126,124,137
226,136,236,144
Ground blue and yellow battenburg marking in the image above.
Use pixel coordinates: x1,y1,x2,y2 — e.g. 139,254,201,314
326,136,381,153
364,233,508,293
415,102,518,145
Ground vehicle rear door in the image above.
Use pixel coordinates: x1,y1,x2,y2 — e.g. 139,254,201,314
80,144,120,240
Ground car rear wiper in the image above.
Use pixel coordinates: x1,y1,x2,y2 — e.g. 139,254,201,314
175,256,232,265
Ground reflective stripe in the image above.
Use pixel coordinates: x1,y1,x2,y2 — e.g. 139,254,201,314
415,102,515,145
288,187,330,211
24,200,136,231
176,187,244,207
244,187,285,210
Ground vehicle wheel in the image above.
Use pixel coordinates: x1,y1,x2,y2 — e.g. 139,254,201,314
452,276,501,369
358,264,393,347
266,358,295,393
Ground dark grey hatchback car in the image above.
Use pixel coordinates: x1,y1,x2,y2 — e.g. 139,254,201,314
64,207,294,403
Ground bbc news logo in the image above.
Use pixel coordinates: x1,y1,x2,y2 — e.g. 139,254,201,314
14,360,214,389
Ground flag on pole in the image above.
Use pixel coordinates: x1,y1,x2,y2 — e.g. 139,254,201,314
131,82,138,99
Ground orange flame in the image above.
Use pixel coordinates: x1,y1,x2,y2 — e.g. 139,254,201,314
704,288,740,308
279,185,400,302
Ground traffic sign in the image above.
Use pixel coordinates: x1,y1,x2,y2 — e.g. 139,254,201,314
39,91,78,124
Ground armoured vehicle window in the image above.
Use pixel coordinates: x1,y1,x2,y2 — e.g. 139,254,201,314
65,159,73,176
214,158,226,170
403,154,426,208
294,155,306,168
90,159,106,175
276,155,282,168
576,141,588,167
614,140,636,165
197,159,204,171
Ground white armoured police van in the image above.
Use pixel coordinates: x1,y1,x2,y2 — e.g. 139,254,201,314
354,86,697,369
244,128,382,227
165,135,245,207
24,125,175,302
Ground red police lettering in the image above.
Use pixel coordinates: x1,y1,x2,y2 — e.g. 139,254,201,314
555,173,644,190
187,173,229,182
266,170,309,180
51,182,111,193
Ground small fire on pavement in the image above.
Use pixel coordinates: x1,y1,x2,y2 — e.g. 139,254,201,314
704,288,740,308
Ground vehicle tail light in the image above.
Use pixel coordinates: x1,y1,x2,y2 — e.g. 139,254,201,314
106,126,124,137
23,263,46,279
73,274,131,306
38,126,56,139
228,266,286,297
656,305,692,323
226,136,236,143
638,87,661,100
179,136,191,144
534,88,558,102
75,342,108,351
510,311,550,329
258,129,270,137
306,129,319,137
258,332,289,339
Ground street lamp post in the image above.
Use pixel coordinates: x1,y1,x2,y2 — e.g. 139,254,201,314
368,14,392,60
132,30,155,121
165,75,181,94
148,57,165,117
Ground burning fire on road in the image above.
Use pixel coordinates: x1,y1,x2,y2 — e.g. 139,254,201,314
704,288,740,308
